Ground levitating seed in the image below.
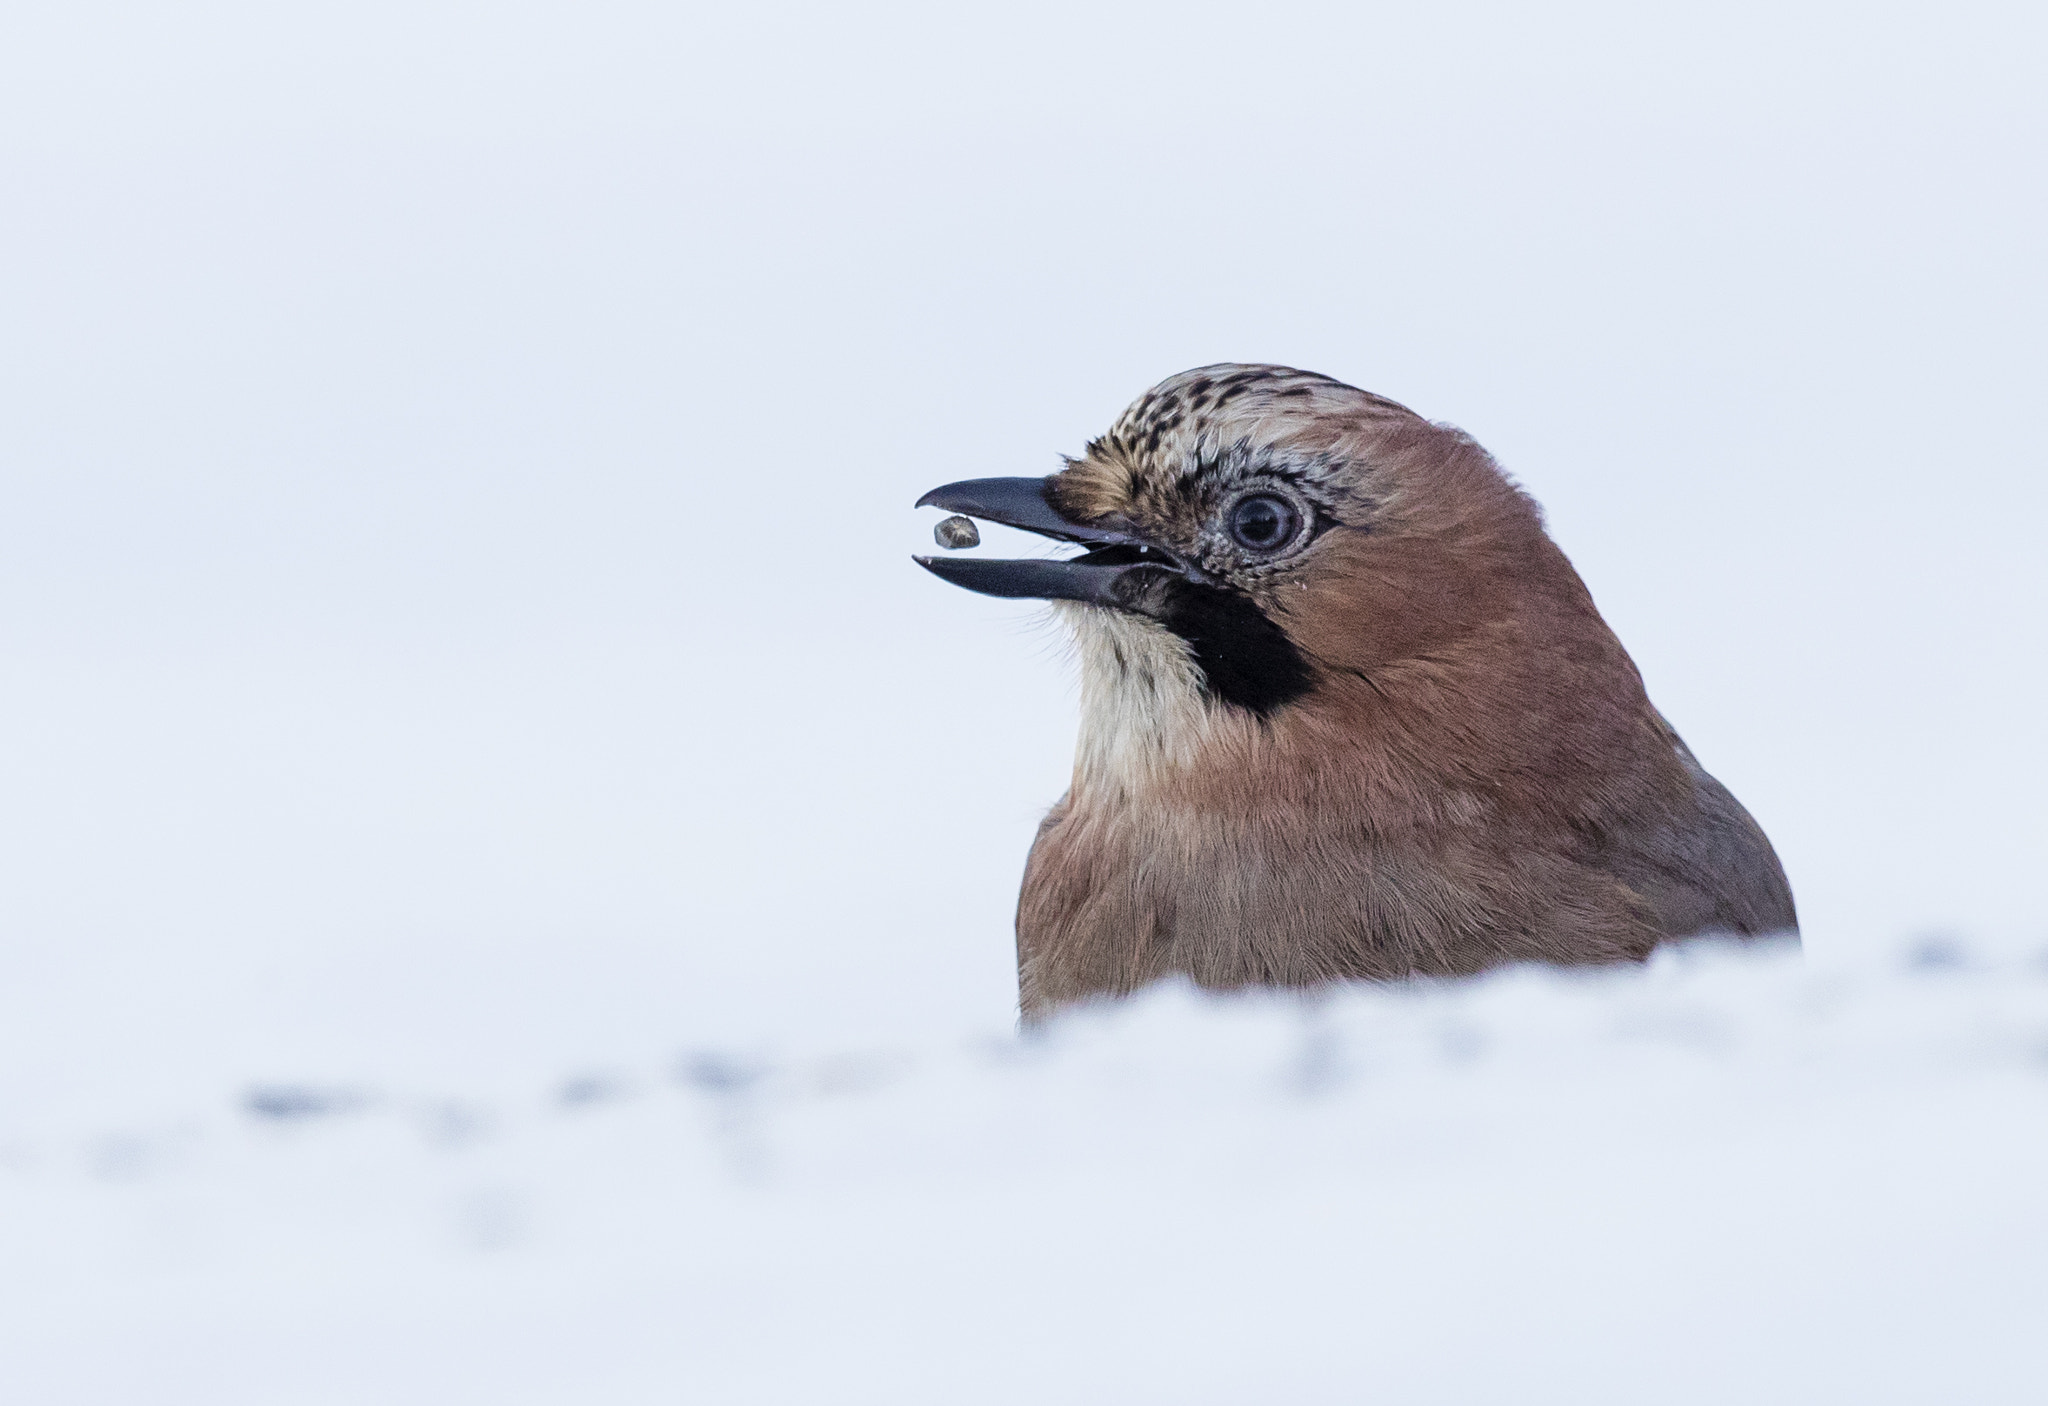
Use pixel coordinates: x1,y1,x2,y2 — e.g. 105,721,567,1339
934,515,980,550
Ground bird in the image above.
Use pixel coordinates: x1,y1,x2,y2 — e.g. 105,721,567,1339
915,364,1796,1022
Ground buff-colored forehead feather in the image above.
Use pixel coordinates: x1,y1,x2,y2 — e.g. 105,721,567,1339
1061,364,1417,519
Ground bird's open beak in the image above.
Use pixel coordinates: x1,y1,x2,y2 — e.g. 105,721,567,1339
913,476,1189,606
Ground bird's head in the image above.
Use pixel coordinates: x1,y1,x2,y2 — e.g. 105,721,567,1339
916,364,1645,805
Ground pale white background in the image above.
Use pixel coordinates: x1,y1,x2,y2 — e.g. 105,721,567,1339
2,0,2044,1100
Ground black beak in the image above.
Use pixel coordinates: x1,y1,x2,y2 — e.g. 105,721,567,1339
913,476,1191,605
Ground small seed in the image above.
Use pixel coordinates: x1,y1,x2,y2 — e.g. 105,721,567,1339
934,515,980,550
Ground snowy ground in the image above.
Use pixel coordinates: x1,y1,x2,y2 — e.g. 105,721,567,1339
7,938,2046,1405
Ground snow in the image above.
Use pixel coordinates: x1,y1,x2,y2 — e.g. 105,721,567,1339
7,939,2047,1403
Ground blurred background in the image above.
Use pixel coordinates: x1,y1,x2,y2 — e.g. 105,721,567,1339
2,0,2044,1122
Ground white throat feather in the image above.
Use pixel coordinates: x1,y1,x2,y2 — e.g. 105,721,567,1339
1054,602,1217,798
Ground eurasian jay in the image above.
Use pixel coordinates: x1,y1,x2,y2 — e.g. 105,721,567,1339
918,365,1796,1020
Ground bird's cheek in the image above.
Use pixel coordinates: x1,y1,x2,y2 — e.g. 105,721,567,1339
1265,576,1326,628
1267,578,1375,669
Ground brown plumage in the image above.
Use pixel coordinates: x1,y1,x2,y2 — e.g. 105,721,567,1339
915,364,1795,1021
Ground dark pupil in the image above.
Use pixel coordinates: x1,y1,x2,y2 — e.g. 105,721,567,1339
1229,495,1293,549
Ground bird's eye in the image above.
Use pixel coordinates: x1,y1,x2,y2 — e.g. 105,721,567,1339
1225,494,1300,552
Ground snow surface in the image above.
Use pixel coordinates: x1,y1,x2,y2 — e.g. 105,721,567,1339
7,938,2046,1404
